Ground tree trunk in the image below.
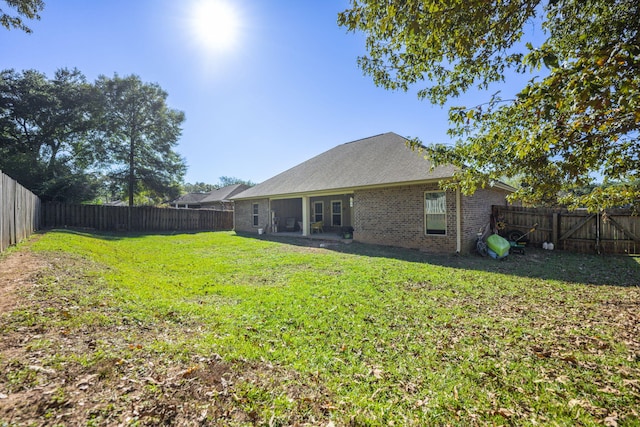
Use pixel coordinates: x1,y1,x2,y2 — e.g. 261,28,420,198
128,135,135,207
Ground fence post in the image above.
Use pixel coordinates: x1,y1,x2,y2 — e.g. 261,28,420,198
552,213,559,248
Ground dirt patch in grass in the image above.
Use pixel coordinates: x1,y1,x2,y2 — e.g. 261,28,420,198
0,248,49,314
0,249,333,426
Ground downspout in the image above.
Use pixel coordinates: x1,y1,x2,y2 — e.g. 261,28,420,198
456,186,462,254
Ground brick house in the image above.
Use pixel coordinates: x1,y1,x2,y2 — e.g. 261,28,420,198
232,132,512,254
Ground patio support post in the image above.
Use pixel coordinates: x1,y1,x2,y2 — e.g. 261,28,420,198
301,195,309,236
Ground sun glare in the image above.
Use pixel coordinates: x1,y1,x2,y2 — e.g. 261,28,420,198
188,0,241,54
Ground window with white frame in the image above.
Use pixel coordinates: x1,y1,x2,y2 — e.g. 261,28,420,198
252,203,259,226
425,192,446,235
313,201,324,223
331,200,342,226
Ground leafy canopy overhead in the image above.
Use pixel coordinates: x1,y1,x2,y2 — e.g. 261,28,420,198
339,0,640,211
0,69,186,205
181,178,255,197
218,176,255,188
0,0,44,33
0,68,102,202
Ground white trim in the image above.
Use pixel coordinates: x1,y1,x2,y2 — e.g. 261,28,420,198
232,178,515,201
232,178,447,200
252,203,259,227
301,196,309,236
424,191,447,236
313,201,324,223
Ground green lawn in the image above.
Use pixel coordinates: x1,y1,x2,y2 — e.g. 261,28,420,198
1,230,639,426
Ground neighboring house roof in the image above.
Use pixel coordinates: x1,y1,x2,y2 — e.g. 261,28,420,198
233,132,458,200
200,184,250,204
171,192,208,205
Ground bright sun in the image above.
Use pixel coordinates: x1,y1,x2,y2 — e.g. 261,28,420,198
188,0,241,54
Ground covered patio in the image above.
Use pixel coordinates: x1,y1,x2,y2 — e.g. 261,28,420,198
270,193,353,237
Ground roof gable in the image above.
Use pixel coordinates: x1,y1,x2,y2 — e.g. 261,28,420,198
233,132,456,199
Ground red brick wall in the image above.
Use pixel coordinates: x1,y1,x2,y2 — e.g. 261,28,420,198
353,184,510,254
461,187,511,253
353,184,457,253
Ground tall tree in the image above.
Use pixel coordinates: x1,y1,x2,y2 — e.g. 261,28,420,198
95,74,186,206
183,182,217,193
0,68,102,202
1,0,44,32
339,0,640,211
218,176,255,187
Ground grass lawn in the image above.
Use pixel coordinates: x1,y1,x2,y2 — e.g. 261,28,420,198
1,230,639,426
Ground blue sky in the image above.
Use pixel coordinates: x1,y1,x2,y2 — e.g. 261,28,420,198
3,0,533,185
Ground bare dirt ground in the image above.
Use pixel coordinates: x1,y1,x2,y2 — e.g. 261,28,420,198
0,250,47,315
0,247,331,426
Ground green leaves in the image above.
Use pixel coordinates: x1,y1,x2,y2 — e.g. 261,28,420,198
0,0,44,33
542,52,559,69
339,0,539,105
340,0,640,210
0,69,186,204
0,68,103,202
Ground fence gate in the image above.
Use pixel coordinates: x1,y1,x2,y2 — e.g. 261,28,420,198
492,205,640,255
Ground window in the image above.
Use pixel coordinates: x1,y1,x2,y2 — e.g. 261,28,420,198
313,201,324,222
331,200,342,227
252,203,259,226
425,192,446,235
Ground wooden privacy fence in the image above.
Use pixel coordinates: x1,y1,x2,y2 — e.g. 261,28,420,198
492,205,640,255
42,202,234,232
0,171,41,253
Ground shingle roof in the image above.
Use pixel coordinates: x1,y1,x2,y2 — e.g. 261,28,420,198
172,192,209,204
233,132,457,200
200,184,250,203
